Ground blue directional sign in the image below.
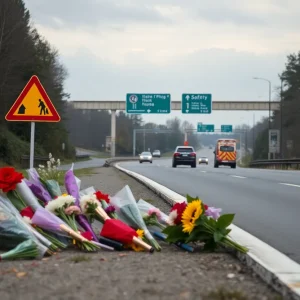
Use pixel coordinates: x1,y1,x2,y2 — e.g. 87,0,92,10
182,94,212,114
197,123,214,132
221,125,233,132
126,94,171,114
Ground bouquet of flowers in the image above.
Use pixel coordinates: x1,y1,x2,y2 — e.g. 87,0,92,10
64,165,99,242
45,194,80,231
0,202,49,258
94,190,118,219
110,185,161,251
137,199,167,230
31,207,103,252
137,199,194,253
162,195,248,253
0,240,39,261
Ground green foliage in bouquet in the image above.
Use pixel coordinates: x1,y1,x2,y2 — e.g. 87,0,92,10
162,195,248,253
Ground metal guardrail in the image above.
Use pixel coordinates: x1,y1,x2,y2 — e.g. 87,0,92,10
249,158,300,169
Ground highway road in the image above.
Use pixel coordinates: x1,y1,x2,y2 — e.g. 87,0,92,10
60,148,106,171
119,148,300,263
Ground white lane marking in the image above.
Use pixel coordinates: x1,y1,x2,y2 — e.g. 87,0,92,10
231,175,246,179
279,183,300,188
200,171,207,173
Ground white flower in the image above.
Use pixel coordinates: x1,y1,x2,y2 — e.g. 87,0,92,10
46,194,75,213
39,164,45,169
49,153,52,159
23,216,32,224
50,157,55,164
57,159,61,166
168,210,178,226
80,193,99,214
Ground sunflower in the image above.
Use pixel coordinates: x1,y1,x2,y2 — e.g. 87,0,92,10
181,200,203,234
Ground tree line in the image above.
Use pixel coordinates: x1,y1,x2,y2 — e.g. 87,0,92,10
243,52,300,160
65,104,200,155
0,0,74,165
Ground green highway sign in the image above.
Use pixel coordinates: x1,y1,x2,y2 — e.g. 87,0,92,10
182,94,212,114
197,123,214,132
221,125,233,132
126,94,171,114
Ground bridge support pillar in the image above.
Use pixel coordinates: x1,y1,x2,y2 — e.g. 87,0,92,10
111,110,116,157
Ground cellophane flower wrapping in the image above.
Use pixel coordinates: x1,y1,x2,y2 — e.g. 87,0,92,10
0,203,47,258
25,168,53,205
44,180,62,198
0,195,54,250
64,165,99,242
0,240,39,261
32,207,101,252
15,180,43,211
110,185,161,251
46,194,79,231
137,199,168,230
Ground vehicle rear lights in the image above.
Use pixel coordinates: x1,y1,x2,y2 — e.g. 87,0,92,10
174,152,180,157
190,152,196,156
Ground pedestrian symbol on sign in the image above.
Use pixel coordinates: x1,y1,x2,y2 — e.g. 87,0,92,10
129,94,138,110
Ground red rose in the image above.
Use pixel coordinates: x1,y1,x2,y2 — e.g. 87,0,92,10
170,202,187,225
204,204,208,210
0,167,24,192
20,206,35,219
81,231,93,241
94,191,110,203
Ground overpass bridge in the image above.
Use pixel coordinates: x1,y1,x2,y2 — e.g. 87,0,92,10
69,100,280,157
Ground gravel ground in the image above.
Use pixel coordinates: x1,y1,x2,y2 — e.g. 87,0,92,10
0,167,282,300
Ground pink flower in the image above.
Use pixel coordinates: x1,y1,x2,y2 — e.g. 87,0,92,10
65,206,81,215
148,208,161,219
205,207,222,220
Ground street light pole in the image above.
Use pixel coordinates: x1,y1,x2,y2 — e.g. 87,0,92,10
253,77,272,159
280,76,284,158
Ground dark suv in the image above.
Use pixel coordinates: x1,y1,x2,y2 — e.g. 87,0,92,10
172,146,197,168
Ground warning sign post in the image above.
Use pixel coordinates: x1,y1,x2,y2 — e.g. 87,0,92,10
5,75,61,168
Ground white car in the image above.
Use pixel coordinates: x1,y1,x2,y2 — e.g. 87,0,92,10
139,151,153,163
152,150,161,157
199,157,208,165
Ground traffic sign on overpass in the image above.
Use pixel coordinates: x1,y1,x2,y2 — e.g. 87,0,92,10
221,125,233,132
182,94,212,114
126,94,171,114
197,123,214,132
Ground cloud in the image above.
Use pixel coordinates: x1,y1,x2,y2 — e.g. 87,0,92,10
23,0,300,128
26,0,169,28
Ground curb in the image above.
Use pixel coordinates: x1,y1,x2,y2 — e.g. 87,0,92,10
104,157,138,167
114,162,300,300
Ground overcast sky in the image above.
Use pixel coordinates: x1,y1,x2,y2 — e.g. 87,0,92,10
24,0,300,129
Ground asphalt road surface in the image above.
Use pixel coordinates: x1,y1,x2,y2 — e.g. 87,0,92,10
119,148,300,264
60,148,106,171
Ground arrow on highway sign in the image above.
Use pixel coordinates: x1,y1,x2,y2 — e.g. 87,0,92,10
147,109,151,113
185,95,190,100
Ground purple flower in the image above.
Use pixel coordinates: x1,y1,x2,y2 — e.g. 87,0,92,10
205,207,222,220
105,205,116,214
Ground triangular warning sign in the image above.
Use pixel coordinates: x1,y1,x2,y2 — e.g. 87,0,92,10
5,75,61,122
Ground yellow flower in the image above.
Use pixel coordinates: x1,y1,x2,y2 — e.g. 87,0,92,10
130,229,145,252
181,200,203,234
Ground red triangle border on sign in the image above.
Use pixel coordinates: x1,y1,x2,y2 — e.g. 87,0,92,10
5,75,61,122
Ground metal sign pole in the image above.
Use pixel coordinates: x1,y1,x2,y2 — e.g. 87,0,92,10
29,122,35,169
